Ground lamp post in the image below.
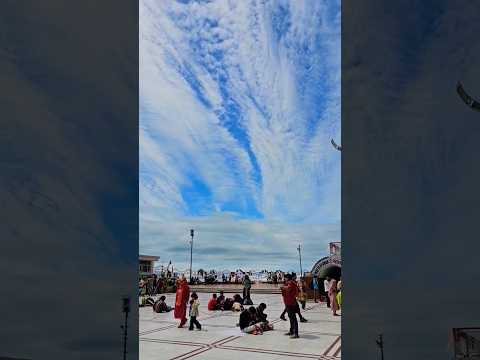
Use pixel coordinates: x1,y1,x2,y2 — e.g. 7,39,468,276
376,334,384,360
121,297,130,360
297,244,303,277
189,229,194,284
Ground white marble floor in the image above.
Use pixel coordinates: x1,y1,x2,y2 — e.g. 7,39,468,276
140,293,341,360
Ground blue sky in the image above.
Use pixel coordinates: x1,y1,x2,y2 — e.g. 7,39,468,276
140,0,340,272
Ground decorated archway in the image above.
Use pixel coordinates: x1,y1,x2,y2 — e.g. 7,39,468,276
311,242,341,279
311,255,341,279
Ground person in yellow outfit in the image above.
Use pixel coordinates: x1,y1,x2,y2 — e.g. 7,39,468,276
336,278,342,310
297,277,307,310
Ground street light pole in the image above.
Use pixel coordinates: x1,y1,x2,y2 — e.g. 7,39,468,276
189,229,194,284
121,297,130,360
376,334,384,360
297,244,303,277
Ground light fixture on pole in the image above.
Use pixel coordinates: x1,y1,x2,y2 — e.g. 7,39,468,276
189,229,194,284
297,244,303,277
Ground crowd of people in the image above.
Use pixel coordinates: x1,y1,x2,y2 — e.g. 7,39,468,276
207,291,246,311
190,270,283,285
324,276,342,316
139,273,176,297
266,271,286,284
140,269,289,287
142,272,342,339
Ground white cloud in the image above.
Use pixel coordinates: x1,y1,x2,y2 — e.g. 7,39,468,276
140,212,340,272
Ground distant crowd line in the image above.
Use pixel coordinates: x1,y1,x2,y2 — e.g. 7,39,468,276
139,270,288,295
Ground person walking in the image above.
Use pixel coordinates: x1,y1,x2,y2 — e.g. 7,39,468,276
293,274,308,322
279,276,306,322
243,275,252,305
148,276,155,296
188,292,202,331
281,274,300,338
297,277,307,310
152,274,158,295
139,277,146,296
311,276,319,303
174,276,190,328
328,278,340,316
324,276,331,307
279,277,288,321
336,278,342,310
155,276,164,294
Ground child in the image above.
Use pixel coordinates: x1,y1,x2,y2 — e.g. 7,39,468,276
189,292,201,331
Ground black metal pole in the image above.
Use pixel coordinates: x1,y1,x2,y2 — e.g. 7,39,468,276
190,229,194,284
123,310,128,360
376,334,384,360
297,245,303,277
122,297,130,360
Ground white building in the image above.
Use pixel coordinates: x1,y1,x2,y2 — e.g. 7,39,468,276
139,254,159,276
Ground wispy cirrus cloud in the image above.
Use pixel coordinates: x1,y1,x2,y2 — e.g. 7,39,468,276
140,0,340,271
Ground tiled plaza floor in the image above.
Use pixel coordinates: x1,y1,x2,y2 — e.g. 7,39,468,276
140,293,341,360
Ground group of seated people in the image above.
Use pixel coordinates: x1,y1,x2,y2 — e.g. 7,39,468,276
207,291,245,312
239,303,274,335
149,292,273,336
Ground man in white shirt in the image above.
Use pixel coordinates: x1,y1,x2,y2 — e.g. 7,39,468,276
324,277,331,308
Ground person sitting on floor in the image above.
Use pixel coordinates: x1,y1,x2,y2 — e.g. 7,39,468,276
232,293,244,310
239,307,264,335
256,303,268,322
222,297,234,311
217,291,226,308
231,300,243,312
208,293,218,311
255,303,274,331
153,296,172,313
233,293,243,303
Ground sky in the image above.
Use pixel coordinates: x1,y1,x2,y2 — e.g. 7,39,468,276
342,1,480,358
1,2,140,358
139,0,341,272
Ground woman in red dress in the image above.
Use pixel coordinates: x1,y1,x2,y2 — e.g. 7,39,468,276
174,276,190,327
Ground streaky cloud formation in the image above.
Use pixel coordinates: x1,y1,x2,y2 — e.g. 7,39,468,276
140,0,341,271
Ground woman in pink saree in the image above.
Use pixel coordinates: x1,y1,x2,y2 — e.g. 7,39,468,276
328,278,339,316
174,276,190,327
